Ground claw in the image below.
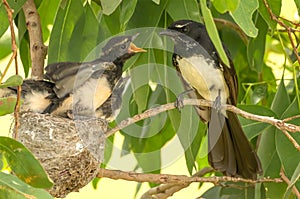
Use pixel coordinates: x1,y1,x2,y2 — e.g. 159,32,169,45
212,90,222,111
174,89,194,111
175,94,185,111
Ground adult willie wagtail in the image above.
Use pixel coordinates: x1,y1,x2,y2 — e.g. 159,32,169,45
160,20,262,179
0,35,145,120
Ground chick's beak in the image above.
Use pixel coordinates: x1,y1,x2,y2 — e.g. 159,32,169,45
128,42,147,53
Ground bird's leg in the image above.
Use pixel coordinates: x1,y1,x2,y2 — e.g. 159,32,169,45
175,88,195,111
212,89,222,111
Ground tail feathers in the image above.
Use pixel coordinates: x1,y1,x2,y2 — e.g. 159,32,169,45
208,109,262,179
0,80,56,113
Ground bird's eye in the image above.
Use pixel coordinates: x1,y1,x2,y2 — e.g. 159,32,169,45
182,26,189,32
120,44,126,49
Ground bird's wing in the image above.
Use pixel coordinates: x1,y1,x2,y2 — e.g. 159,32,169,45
172,54,211,122
45,62,83,81
220,54,238,106
45,61,108,99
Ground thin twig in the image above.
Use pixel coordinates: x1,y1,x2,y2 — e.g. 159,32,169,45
263,0,300,129
97,168,283,185
281,130,300,150
263,0,300,64
106,99,300,151
283,115,300,122
213,18,249,44
263,0,300,33
3,0,21,138
280,168,300,198
141,167,214,199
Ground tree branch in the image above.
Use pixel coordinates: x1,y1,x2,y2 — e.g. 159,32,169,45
106,99,300,151
22,0,47,79
2,0,21,138
97,168,283,185
140,168,214,199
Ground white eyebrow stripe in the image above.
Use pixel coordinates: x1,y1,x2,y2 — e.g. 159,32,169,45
174,22,191,28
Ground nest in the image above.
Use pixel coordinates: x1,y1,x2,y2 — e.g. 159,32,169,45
14,112,107,198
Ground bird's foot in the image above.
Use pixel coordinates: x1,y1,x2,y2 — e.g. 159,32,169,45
212,90,222,111
175,94,184,111
174,89,194,111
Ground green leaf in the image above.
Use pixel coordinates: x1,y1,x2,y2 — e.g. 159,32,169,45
102,134,114,166
16,10,31,77
212,0,239,13
270,79,290,116
284,161,300,199
166,0,201,22
0,35,11,60
276,98,300,179
152,0,160,5
0,97,17,116
127,0,169,27
201,186,222,198
0,75,23,88
48,0,84,63
135,85,151,113
129,118,175,173
0,4,9,38
183,120,206,174
176,106,203,174
68,3,99,62
0,0,27,37
258,127,286,198
295,0,300,16
0,153,3,169
100,0,122,15
0,172,53,199
200,0,230,66
230,0,259,37
19,35,31,77
37,0,60,42
92,177,100,189
119,0,137,31
258,0,282,31
247,13,268,72
238,105,276,139
0,137,53,188
220,183,255,198
103,7,121,35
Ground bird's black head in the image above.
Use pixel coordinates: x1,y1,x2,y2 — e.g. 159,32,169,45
160,20,216,58
101,34,146,65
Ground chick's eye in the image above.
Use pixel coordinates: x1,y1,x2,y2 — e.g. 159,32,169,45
120,44,126,49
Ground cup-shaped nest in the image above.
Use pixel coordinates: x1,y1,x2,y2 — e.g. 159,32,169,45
14,112,107,198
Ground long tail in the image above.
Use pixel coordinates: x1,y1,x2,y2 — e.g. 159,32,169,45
208,109,262,179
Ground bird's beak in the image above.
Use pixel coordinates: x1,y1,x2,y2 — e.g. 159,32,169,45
128,42,147,53
159,29,179,39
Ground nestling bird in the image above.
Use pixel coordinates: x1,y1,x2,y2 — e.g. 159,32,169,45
160,20,262,179
0,35,145,120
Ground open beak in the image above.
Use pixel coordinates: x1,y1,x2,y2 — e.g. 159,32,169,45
128,42,147,53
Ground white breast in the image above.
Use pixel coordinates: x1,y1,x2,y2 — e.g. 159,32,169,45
73,76,112,112
177,55,229,106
